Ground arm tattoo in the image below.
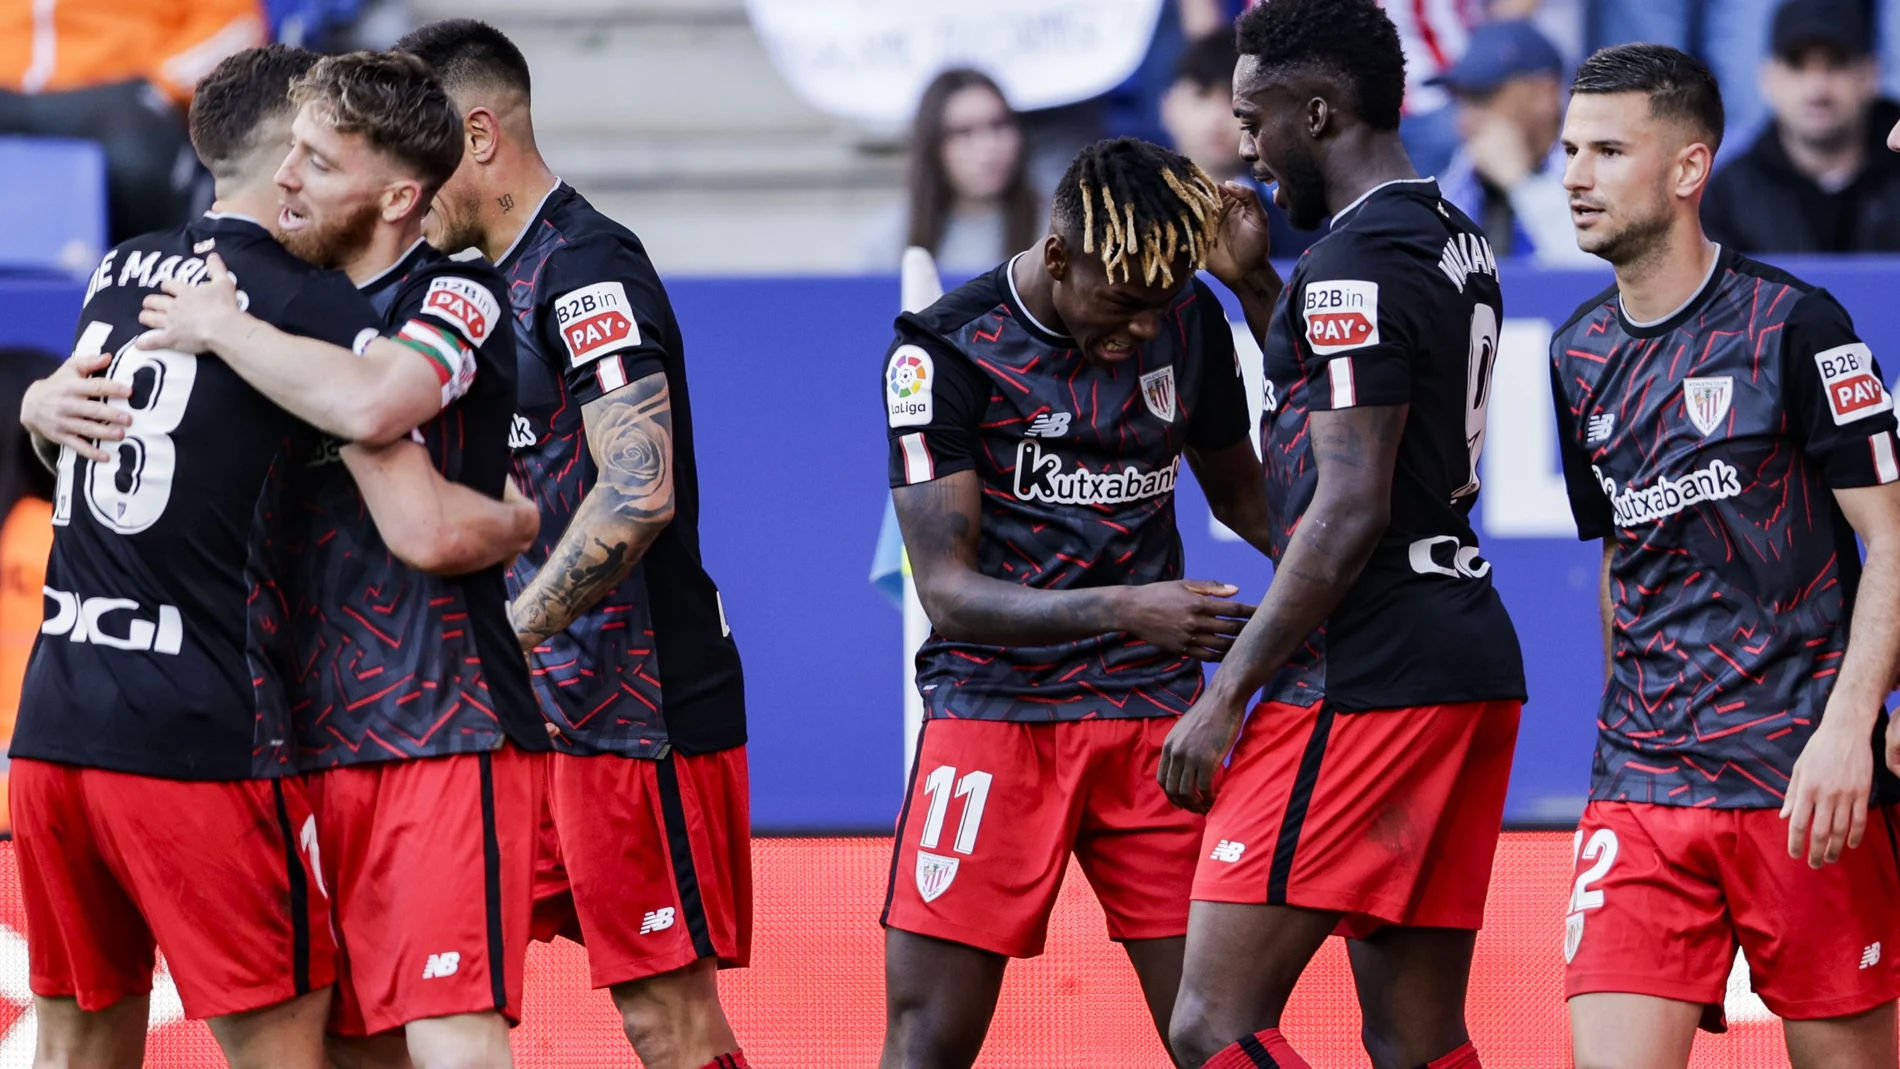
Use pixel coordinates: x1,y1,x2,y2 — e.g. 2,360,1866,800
510,372,674,646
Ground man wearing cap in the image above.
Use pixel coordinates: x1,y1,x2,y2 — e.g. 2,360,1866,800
1436,19,1594,265
1704,0,1900,253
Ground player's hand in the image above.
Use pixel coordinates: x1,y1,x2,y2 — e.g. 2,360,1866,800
1205,181,1273,288
503,477,540,553
137,252,244,354
1115,579,1255,661
1159,691,1247,813
1782,716,1873,868
20,352,132,463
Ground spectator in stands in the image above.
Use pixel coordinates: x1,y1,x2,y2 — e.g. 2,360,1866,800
1702,0,1900,253
0,0,264,242
1435,20,1594,264
1159,31,1322,258
1589,0,1778,152
862,68,1041,275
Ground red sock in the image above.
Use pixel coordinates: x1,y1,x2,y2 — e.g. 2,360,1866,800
697,1054,749,1069
1423,1041,1480,1069
1202,1028,1313,1069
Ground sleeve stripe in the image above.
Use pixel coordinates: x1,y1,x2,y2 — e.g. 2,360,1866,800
1328,356,1357,409
397,320,466,382
899,432,935,484
1873,431,1899,484
596,355,629,394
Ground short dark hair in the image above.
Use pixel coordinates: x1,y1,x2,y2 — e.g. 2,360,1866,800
1051,138,1221,288
1174,30,1240,94
1235,0,1406,132
394,18,532,100
290,51,464,195
190,44,321,177
1572,43,1725,152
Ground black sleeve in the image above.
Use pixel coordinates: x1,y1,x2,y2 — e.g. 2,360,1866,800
382,267,503,412
274,270,381,351
1781,290,1900,488
1186,280,1250,451
1293,235,1416,411
884,317,989,487
541,236,672,403
1551,351,1615,541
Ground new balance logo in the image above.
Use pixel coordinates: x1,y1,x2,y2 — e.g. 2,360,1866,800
1210,840,1246,863
1587,412,1615,444
421,952,460,979
640,907,676,935
1862,943,1882,969
1025,412,1071,438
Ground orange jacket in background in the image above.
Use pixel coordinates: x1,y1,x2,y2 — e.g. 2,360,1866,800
0,0,266,104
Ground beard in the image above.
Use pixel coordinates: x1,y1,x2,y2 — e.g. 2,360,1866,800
1576,201,1673,267
280,197,382,270
1274,143,1332,231
426,186,485,255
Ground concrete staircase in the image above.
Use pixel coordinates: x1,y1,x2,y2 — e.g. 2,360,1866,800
408,0,904,275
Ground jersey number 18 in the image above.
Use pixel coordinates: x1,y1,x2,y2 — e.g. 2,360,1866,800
53,322,198,535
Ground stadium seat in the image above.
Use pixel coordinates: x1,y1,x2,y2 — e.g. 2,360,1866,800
0,137,106,277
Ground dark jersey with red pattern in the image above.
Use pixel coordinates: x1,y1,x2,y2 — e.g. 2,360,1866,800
12,214,377,780
1259,178,1524,712
263,240,546,768
498,183,745,759
1551,246,1900,809
884,256,1250,721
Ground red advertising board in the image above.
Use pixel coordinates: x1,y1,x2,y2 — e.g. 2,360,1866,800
0,835,1813,1065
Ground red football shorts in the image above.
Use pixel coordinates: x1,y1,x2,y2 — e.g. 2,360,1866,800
1564,801,1900,1021
533,747,753,989
305,745,543,1036
11,759,333,1019
882,716,1203,959
1193,699,1521,937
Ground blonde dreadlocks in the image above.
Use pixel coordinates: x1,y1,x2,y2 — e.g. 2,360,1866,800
1053,138,1223,288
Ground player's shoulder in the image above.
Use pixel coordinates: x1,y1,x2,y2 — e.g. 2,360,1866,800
539,190,662,285
397,248,510,350
898,262,1009,344
1554,282,1622,341
1719,249,1842,327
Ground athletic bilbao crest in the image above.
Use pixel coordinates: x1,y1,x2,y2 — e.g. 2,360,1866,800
1140,366,1177,423
915,850,959,902
1564,912,1584,964
1682,376,1732,437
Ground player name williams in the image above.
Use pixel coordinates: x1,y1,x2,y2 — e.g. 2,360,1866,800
1012,441,1177,506
1595,458,1743,527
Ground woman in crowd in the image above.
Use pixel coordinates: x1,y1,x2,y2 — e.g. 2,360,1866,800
863,68,1041,275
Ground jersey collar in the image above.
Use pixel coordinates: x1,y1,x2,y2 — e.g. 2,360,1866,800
1616,244,1727,339
1330,177,1439,227
355,236,430,292
494,178,566,268
1002,252,1073,346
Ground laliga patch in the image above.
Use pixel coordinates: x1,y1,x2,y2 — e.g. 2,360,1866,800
555,281,640,366
1303,279,1380,355
1814,343,1892,425
887,345,934,428
421,275,499,345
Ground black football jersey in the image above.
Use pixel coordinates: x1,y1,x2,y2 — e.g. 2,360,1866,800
12,213,378,779
885,257,1250,721
259,239,547,768
500,183,746,759
1551,247,1900,808
1258,178,1525,711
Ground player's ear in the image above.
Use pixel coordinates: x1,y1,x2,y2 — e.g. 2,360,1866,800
382,180,423,224
1674,138,1714,201
1306,95,1330,139
1043,234,1069,282
465,108,500,165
